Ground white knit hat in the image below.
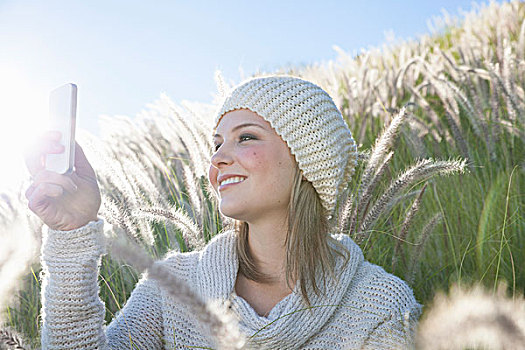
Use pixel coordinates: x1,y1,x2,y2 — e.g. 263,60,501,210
214,75,357,217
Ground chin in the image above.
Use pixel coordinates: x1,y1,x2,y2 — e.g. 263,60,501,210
219,201,250,221
219,203,241,220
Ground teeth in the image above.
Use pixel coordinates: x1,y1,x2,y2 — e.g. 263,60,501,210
220,176,246,186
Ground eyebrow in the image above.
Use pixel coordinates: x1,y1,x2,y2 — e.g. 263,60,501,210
213,123,267,138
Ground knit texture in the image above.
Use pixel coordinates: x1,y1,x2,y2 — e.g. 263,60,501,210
215,76,358,217
41,220,421,349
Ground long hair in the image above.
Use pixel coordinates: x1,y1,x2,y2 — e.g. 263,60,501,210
235,164,349,306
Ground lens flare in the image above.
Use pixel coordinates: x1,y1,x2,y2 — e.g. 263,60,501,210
0,65,47,190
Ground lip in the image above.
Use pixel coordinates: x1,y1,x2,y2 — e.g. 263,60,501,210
217,174,247,191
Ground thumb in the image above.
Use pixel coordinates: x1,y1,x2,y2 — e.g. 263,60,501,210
73,142,97,180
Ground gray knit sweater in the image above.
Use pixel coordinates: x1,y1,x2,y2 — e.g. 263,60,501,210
40,219,421,349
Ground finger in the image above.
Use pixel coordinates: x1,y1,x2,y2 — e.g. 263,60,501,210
24,153,44,177
25,183,36,201
27,183,64,211
45,130,62,141
24,132,65,176
32,170,78,194
23,131,62,157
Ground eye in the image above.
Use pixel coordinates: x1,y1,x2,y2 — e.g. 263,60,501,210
239,134,256,142
213,134,256,152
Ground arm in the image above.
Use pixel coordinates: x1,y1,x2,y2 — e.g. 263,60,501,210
27,136,164,348
106,274,164,349
41,219,164,350
362,301,421,350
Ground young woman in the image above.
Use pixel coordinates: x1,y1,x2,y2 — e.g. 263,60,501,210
26,76,421,349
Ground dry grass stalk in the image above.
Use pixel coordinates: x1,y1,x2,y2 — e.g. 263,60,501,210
500,120,525,140
356,159,466,242
437,50,489,140
139,95,212,182
385,189,422,213
463,69,496,159
0,190,40,326
0,328,28,350
439,75,485,139
349,151,393,235
406,212,442,286
109,237,246,350
118,156,168,208
489,79,502,146
359,105,411,199
356,150,370,163
181,162,203,227
502,43,519,120
100,196,145,245
180,100,217,152
392,184,427,273
160,97,212,179
519,16,525,59
424,73,471,160
134,207,206,251
487,63,523,129
408,85,446,142
444,111,471,161
337,191,354,235
416,284,525,350
359,150,393,208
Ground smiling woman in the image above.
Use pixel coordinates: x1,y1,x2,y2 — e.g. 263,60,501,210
27,75,421,350
0,66,47,191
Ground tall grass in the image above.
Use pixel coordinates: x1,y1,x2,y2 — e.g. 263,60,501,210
1,0,524,348
283,0,525,304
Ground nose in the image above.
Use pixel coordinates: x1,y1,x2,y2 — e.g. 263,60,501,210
210,142,233,169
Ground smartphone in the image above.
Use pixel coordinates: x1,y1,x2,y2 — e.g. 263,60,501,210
45,83,77,174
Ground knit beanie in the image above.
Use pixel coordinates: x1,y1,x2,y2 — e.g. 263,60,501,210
214,75,357,218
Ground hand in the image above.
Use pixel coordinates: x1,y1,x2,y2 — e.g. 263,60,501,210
24,131,101,231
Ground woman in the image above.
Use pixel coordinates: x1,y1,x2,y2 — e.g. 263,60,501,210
26,76,421,349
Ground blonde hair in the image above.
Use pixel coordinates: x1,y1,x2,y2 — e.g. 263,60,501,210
235,164,350,306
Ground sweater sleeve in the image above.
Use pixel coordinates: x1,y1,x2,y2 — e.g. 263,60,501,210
40,219,164,349
361,268,422,350
362,302,421,350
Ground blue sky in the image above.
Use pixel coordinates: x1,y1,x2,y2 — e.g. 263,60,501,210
0,0,500,189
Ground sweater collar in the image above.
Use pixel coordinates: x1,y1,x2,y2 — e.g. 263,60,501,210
197,230,239,300
196,230,364,349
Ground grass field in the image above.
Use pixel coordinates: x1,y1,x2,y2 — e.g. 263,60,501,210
1,1,524,348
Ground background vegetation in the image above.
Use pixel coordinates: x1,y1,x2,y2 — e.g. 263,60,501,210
0,1,523,348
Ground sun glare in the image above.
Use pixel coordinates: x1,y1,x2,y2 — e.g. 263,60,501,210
0,66,47,191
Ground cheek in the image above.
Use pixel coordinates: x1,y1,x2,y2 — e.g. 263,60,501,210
239,148,265,168
275,155,296,187
208,165,218,188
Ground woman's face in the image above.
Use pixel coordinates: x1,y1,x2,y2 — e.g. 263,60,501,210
208,109,297,223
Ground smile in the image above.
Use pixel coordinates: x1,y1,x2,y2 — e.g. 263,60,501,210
219,176,246,190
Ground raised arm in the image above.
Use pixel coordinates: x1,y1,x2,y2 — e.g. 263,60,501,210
26,132,163,348
41,219,164,349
